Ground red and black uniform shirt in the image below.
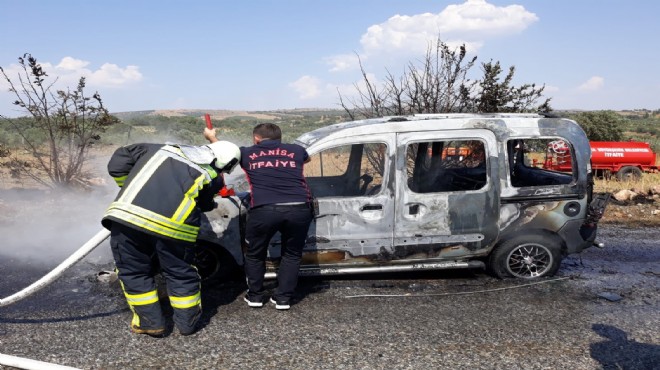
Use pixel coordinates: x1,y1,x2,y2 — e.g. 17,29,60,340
240,140,312,208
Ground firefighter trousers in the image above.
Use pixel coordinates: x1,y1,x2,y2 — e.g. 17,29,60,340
109,222,202,335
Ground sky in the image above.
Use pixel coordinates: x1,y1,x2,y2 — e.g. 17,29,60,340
1,0,659,117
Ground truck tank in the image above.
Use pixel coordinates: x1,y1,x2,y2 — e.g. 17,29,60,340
544,140,658,179
589,141,656,167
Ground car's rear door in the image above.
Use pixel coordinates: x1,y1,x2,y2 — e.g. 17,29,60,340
393,129,500,256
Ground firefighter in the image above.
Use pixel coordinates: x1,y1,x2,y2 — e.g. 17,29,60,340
101,139,240,336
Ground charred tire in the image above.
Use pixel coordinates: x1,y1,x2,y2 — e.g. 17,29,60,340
195,243,240,282
488,234,562,279
616,166,642,181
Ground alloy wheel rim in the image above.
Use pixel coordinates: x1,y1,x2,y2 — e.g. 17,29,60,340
505,243,553,278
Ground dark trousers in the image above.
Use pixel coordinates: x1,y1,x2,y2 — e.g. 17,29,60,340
244,204,313,302
110,223,201,334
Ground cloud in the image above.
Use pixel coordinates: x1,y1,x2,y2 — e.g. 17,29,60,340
56,56,90,70
438,0,538,37
324,53,361,72
289,75,322,99
287,74,379,107
326,0,538,71
1,56,142,90
88,63,142,87
578,76,604,91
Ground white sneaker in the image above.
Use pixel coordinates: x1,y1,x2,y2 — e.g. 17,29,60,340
270,297,290,310
244,294,263,308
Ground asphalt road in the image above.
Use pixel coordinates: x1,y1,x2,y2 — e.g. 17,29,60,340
0,225,658,370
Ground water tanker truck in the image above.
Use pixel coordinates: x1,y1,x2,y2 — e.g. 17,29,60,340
544,140,658,180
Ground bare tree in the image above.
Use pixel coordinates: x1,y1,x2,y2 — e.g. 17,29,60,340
0,53,118,188
339,38,478,120
338,37,552,120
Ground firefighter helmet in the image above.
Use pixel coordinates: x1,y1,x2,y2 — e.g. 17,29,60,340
207,141,241,173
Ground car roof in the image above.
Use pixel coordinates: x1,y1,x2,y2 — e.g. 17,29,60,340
294,113,579,147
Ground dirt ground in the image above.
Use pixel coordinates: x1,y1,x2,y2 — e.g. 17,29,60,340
600,195,660,228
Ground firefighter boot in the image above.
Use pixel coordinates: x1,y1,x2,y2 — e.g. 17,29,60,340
173,305,202,336
129,303,166,337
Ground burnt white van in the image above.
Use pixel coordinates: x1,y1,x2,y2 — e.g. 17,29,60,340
197,113,609,280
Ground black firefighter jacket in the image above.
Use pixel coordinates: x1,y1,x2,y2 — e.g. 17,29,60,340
101,143,223,243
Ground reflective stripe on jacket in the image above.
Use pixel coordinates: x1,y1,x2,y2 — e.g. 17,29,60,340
102,143,222,242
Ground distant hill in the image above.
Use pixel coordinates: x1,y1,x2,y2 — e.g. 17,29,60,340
111,108,659,120
111,108,346,121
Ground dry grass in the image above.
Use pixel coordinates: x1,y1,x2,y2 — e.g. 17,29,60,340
594,172,660,194
595,172,660,227
0,145,116,190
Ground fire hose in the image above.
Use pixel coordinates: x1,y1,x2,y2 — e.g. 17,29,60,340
0,228,110,307
0,353,82,370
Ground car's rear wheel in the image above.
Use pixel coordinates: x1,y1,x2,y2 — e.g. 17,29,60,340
488,234,562,279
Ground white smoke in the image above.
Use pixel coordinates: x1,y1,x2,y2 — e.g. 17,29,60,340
0,186,116,267
0,135,254,268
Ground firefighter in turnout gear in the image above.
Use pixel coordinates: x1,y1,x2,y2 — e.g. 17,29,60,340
102,139,240,336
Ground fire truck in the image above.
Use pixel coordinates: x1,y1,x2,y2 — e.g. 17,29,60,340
544,140,658,180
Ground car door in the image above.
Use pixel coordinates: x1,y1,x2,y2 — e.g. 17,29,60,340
302,133,396,264
394,129,500,257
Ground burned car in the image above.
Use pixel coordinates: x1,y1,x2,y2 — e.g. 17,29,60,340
196,113,609,280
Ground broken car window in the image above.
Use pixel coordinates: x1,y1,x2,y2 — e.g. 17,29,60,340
406,139,487,193
305,142,386,197
507,138,575,187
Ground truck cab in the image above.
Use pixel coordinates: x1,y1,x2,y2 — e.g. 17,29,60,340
198,113,609,280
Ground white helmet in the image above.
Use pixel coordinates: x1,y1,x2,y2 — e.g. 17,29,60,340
206,141,241,173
